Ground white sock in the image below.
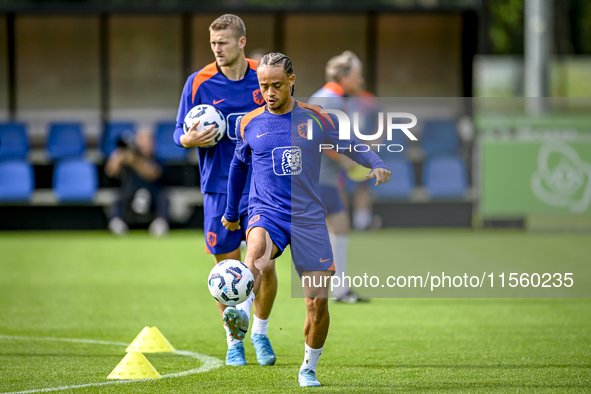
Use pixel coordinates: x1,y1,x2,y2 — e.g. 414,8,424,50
236,292,255,321
224,324,242,347
251,315,269,336
329,233,349,298
300,343,323,372
353,208,371,230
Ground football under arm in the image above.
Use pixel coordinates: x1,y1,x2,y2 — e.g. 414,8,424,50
224,156,250,223
173,124,185,147
173,74,196,147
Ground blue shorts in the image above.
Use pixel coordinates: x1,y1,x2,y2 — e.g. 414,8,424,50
203,193,248,255
345,177,371,194
319,185,345,215
246,213,334,276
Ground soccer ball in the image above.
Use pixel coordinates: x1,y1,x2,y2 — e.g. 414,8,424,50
207,259,254,306
183,104,227,147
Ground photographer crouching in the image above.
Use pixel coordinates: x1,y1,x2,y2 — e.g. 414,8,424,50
105,128,169,236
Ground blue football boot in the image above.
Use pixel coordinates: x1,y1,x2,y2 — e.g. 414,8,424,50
250,333,276,366
225,342,246,366
298,369,321,387
223,307,249,341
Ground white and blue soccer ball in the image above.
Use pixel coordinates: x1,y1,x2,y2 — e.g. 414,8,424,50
207,259,254,306
183,104,227,147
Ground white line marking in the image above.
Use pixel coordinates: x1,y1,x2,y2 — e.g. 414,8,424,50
0,335,128,347
0,334,224,394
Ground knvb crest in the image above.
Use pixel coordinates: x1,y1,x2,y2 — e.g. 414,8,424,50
253,89,265,106
298,123,308,139
272,146,302,176
207,232,217,248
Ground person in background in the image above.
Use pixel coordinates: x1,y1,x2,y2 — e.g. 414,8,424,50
248,48,268,62
105,128,169,237
221,52,391,386
309,50,380,303
173,14,277,367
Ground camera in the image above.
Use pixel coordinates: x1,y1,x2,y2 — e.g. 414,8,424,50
116,130,137,152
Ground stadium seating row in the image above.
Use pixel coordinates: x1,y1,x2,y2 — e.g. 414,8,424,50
0,155,469,202
0,119,469,202
370,155,469,200
0,121,187,163
1,118,462,161
382,119,461,155
370,119,468,199
0,158,97,202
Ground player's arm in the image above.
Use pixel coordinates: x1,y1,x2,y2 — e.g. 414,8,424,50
323,149,355,171
344,148,390,185
180,122,219,148
222,119,251,231
104,148,126,178
173,74,218,148
222,156,249,231
325,114,391,185
344,145,390,186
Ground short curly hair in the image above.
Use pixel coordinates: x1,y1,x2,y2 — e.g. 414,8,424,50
209,14,246,39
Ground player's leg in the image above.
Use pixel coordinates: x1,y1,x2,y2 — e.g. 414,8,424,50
251,258,277,365
107,192,129,235
321,184,362,302
327,210,365,303
352,181,381,230
245,209,278,326
326,209,350,300
291,222,334,387
213,246,278,366
223,225,280,342
299,270,331,387
203,193,249,365
213,247,248,365
244,226,278,293
253,258,277,320
302,271,331,346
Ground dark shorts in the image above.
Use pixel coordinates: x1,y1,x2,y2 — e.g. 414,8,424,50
345,177,371,194
203,192,248,255
319,185,345,215
246,213,334,276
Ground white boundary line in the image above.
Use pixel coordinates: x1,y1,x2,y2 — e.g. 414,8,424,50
0,334,223,394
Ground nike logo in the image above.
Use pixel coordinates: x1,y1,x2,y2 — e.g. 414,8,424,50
213,99,225,105
256,132,270,138
320,258,331,263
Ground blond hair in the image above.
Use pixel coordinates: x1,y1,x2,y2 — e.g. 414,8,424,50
209,14,246,39
325,51,361,83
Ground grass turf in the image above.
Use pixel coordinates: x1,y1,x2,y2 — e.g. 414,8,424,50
0,230,589,393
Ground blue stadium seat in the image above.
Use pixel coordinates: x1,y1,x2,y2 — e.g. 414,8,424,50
380,117,413,156
0,123,29,160
0,160,35,201
46,123,86,161
422,155,468,199
101,122,135,157
154,122,188,162
371,158,415,200
53,158,98,202
420,119,460,156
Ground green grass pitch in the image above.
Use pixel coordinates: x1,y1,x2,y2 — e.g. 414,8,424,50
0,230,590,393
